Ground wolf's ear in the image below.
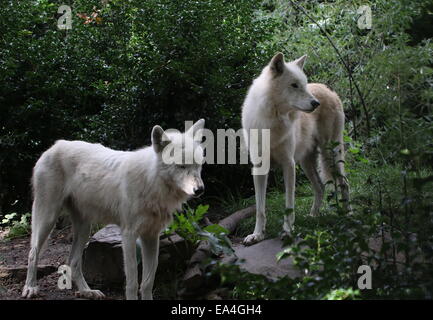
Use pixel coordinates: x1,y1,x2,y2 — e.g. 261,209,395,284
270,52,285,75
186,119,205,141
295,55,307,69
152,125,171,153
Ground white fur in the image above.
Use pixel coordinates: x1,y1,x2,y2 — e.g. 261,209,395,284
22,120,205,300
242,53,351,245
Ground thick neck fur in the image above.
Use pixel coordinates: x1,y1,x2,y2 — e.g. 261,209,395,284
127,148,188,215
245,66,300,129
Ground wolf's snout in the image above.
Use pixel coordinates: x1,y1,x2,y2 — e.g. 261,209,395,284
193,186,205,197
311,100,320,108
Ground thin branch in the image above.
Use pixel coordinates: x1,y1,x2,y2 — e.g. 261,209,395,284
288,1,371,136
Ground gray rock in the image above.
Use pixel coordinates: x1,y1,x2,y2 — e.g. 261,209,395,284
223,238,300,280
82,225,124,287
82,224,191,287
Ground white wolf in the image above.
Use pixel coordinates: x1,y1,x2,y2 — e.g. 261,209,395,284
22,119,205,300
242,53,350,245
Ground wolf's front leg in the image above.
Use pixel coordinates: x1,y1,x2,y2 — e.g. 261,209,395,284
282,159,296,236
69,220,105,299
121,231,138,300
244,173,268,246
139,235,159,300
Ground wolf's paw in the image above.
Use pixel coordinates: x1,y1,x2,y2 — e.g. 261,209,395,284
75,289,105,299
243,233,265,246
22,285,39,298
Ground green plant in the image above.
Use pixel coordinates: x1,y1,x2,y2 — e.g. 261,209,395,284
217,158,433,300
165,204,210,244
165,204,233,255
323,288,360,300
1,212,31,239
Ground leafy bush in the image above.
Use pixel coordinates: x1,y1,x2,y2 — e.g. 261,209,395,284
217,153,433,299
1,212,31,240
0,0,279,214
166,204,233,255
165,204,210,244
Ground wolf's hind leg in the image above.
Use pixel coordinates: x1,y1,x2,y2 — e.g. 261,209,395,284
301,153,324,217
22,199,60,298
334,146,351,212
320,142,351,212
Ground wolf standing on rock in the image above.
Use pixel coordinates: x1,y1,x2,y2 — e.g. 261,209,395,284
22,119,205,300
242,53,351,246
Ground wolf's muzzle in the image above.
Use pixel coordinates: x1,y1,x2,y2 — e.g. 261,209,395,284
193,186,205,197
311,99,320,109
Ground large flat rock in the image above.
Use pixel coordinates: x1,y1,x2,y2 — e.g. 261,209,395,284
83,225,299,290
224,238,300,280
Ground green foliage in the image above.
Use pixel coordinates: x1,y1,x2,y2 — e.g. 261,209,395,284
1,212,31,240
344,131,369,165
323,288,360,300
198,227,233,256
165,204,210,244
221,157,433,299
0,0,279,214
266,0,433,157
166,204,233,255
1,213,18,225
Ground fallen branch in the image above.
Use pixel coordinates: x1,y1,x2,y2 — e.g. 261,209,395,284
218,205,256,233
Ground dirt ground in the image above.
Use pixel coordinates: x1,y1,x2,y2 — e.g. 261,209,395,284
0,227,124,300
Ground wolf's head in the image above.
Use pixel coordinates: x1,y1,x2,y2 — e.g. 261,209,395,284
151,119,205,198
266,52,320,113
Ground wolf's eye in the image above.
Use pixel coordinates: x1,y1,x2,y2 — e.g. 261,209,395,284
291,83,298,88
